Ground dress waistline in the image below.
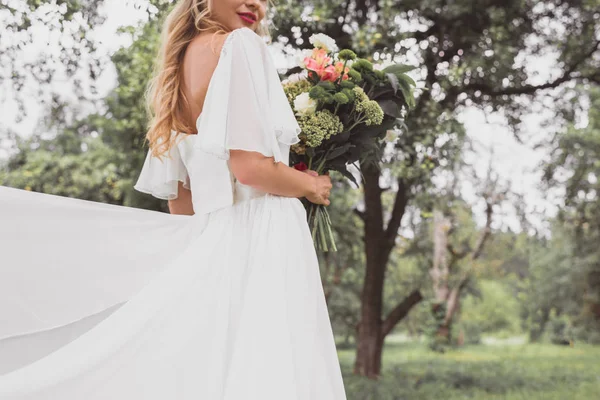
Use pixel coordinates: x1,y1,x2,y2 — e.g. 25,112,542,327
233,181,269,203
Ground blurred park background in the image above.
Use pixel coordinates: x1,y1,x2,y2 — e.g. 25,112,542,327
1,1,600,398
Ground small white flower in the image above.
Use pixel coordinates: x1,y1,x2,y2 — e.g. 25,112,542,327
385,129,401,143
293,92,317,117
288,72,306,83
309,33,338,53
295,49,314,68
282,71,309,85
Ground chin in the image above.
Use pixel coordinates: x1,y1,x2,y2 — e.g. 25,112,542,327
237,23,256,30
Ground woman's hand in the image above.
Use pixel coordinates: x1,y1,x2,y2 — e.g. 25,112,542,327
304,170,332,206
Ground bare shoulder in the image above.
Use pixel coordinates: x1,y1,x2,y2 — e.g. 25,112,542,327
183,30,236,110
187,30,234,64
186,28,260,65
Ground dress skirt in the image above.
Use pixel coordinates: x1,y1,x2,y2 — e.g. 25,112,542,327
0,184,347,399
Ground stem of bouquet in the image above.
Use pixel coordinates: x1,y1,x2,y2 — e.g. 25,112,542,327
346,115,367,132
336,59,349,86
306,152,338,252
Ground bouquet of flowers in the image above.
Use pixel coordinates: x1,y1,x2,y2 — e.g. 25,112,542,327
282,33,417,251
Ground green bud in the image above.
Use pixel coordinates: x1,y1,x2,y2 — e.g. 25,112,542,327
363,73,376,85
317,80,336,91
353,58,374,71
333,92,350,104
348,69,362,82
309,85,326,99
341,88,356,102
338,49,357,61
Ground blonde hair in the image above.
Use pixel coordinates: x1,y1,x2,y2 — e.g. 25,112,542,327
145,0,272,159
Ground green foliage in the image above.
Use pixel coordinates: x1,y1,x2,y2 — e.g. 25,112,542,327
338,341,600,399
535,87,600,344
381,64,417,109
424,301,450,352
1,5,172,212
454,320,482,345
2,1,108,120
460,280,521,336
548,312,575,346
0,132,126,204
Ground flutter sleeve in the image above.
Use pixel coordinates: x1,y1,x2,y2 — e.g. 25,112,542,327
133,136,190,200
191,27,301,215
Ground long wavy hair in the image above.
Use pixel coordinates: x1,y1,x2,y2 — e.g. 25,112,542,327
145,0,272,159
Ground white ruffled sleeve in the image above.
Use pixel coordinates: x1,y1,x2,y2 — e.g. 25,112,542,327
133,137,190,200
191,27,301,215
195,27,300,161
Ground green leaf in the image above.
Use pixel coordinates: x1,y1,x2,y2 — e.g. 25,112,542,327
386,72,399,95
378,99,403,118
326,143,354,160
382,64,417,75
396,73,416,87
397,79,416,108
337,166,359,188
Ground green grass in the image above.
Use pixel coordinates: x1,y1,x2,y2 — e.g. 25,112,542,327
337,336,600,399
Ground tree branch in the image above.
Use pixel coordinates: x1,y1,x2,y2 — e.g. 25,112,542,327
383,178,410,256
471,200,493,261
459,39,600,98
381,289,424,338
354,208,366,222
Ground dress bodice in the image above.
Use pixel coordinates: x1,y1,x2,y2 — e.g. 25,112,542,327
175,132,289,209
134,27,301,215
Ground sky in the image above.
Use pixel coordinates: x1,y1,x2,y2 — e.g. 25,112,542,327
0,0,569,234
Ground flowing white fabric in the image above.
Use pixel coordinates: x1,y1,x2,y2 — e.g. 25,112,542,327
0,27,347,399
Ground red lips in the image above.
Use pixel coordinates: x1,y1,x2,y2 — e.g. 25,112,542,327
238,12,257,22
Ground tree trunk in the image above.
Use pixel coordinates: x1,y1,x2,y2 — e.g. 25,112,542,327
353,312,385,379
430,195,495,342
436,276,468,340
352,161,422,378
430,211,452,304
430,211,452,341
353,163,386,378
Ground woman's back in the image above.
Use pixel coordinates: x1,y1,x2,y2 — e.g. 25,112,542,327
180,31,230,134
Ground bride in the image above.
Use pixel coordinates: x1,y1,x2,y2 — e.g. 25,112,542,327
0,0,348,398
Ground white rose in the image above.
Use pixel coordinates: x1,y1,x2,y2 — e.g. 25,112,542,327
295,49,314,68
293,92,317,117
309,33,338,53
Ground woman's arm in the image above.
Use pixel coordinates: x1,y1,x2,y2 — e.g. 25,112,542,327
228,150,332,206
168,181,195,215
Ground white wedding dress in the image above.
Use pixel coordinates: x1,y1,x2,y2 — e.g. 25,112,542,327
0,27,347,399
